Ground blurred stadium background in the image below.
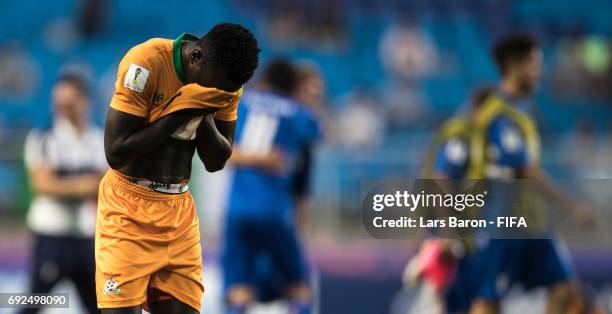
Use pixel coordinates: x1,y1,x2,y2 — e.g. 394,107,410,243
0,0,610,313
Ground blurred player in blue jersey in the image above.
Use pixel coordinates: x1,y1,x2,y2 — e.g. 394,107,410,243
465,34,587,314
222,59,321,314
406,87,495,314
412,34,593,314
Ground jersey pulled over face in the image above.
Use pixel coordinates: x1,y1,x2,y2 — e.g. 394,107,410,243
110,33,242,136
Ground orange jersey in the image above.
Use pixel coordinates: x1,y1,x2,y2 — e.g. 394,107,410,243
110,33,241,123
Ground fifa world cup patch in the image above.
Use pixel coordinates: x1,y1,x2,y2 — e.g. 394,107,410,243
124,63,150,92
102,272,122,295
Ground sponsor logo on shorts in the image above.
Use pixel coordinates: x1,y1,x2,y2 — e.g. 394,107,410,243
148,181,189,194
102,272,121,296
149,182,172,191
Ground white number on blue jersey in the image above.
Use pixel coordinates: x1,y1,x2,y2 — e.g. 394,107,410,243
239,111,280,155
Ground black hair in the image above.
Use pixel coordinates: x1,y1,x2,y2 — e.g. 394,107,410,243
199,23,260,87
261,58,299,95
492,34,539,76
56,73,90,97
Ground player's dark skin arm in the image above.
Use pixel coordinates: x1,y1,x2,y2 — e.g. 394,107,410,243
106,107,220,184
195,114,235,172
104,107,201,169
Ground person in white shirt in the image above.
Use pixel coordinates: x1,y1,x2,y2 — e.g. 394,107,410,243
22,74,107,314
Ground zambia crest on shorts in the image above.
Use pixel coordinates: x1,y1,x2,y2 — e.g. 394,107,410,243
103,272,122,295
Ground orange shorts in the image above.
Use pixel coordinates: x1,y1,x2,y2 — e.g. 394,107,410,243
95,170,203,311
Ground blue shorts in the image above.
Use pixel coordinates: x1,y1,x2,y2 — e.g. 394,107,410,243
445,239,573,312
445,252,483,313
222,212,308,301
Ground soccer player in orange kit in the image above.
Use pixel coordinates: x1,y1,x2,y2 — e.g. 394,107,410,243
96,23,259,314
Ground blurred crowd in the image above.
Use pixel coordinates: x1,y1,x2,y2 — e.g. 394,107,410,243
0,1,609,313
0,0,610,216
